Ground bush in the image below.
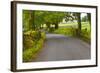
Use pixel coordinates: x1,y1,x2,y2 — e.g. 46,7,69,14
81,28,91,43
23,30,41,50
41,32,46,40
23,30,46,62
23,32,35,50
49,27,55,33
23,38,45,62
23,48,34,62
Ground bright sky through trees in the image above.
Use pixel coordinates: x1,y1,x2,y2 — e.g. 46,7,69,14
81,13,87,18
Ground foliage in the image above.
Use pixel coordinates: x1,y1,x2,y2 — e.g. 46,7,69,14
81,23,91,43
23,39,44,62
87,13,91,25
41,32,46,40
81,28,91,43
23,33,35,50
34,11,45,29
23,31,46,62
44,11,66,24
23,10,91,62
23,31,40,50
23,10,31,31
23,10,91,36
23,10,67,30
81,16,88,22
53,27,76,36
23,9,91,62
53,22,91,43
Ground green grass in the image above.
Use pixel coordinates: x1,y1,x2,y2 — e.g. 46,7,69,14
59,23,77,27
54,27,75,36
81,22,91,43
53,22,91,43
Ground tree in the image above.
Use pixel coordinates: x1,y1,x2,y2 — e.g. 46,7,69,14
43,11,53,29
87,13,91,25
34,11,45,29
23,10,31,31
29,10,35,30
65,12,75,22
23,10,82,35
77,13,81,37
43,11,66,29
51,12,66,29
23,10,36,31
23,10,45,31
81,16,88,22
65,12,82,37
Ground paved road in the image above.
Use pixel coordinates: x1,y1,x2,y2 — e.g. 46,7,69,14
34,33,90,62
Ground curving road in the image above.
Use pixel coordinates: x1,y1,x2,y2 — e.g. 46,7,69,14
34,33,90,62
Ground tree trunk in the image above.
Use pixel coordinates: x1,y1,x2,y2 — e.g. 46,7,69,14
29,11,35,30
77,13,81,37
55,23,58,29
87,13,91,25
29,11,32,30
87,13,91,31
46,23,50,29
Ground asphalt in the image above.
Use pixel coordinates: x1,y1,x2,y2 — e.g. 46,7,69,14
33,33,91,62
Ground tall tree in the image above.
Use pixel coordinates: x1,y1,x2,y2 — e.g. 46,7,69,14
23,10,31,31
81,15,88,22
34,11,45,29
87,13,91,25
29,10,35,30
23,10,36,31
43,11,66,29
65,12,82,37
77,13,81,37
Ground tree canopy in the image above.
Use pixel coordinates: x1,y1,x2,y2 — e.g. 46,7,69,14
23,10,91,36
23,10,67,30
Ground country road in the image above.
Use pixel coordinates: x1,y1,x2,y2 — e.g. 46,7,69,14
34,33,90,62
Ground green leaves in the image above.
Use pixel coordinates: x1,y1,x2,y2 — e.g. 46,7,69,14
23,10,31,31
23,10,90,34
23,10,66,30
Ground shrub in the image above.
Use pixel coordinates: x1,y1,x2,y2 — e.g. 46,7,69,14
49,27,55,33
23,32,35,50
81,28,91,43
23,38,45,62
23,30,46,62
41,32,46,40
23,48,34,62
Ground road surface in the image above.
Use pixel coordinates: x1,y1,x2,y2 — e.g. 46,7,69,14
33,33,90,62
